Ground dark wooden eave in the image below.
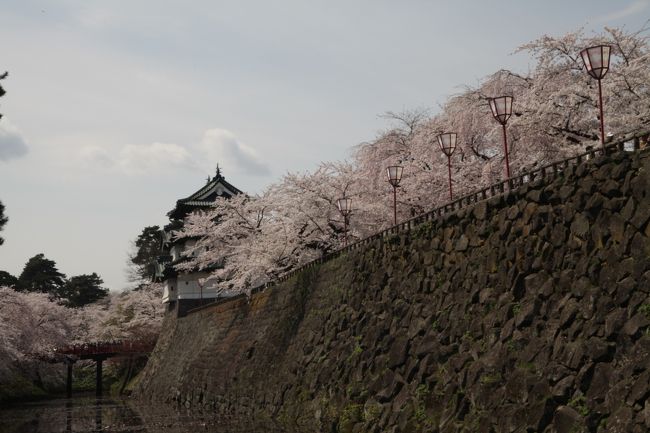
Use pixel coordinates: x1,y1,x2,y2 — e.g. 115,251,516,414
166,171,243,220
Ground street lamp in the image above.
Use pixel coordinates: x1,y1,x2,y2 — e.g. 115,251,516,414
386,165,403,225
197,278,204,305
437,132,457,200
489,96,514,179
580,45,611,150
337,197,352,246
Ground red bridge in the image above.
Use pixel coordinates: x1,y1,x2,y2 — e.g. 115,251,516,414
44,339,157,398
55,340,156,360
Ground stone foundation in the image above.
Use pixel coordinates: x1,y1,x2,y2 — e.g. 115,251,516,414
135,149,650,433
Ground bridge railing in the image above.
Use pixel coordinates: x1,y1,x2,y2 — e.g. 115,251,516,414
55,340,157,357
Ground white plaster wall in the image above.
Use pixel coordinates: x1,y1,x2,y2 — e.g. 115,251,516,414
162,278,178,303
177,272,221,299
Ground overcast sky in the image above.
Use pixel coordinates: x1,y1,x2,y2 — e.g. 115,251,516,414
0,0,648,291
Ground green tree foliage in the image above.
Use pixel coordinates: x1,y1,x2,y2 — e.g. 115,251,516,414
129,225,163,282
61,273,109,308
0,270,17,288
17,253,67,296
0,200,7,246
0,71,6,120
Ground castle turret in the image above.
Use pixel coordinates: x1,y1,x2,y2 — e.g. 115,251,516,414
155,165,243,311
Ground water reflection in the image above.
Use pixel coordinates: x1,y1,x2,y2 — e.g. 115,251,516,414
0,396,273,433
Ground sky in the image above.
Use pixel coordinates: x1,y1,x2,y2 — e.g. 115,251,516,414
0,0,648,291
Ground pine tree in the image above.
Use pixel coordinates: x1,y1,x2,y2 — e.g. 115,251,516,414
0,71,6,120
128,226,163,282
17,254,67,297
0,201,7,246
0,270,18,288
61,273,109,308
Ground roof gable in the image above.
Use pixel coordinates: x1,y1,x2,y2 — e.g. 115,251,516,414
167,167,243,219
185,175,242,202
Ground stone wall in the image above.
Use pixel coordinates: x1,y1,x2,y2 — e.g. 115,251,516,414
134,149,650,433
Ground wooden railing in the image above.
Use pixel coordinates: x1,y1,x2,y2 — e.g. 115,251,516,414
188,131,647,310
55,340,156,357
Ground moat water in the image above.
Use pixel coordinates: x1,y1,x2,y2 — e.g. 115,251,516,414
0,396,245,433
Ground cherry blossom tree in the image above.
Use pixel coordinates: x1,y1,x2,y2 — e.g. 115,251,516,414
175,162,359,293
171,25,649,298
80,283,163,342
0,287,77,376
353,25,650,201
0,283,164,378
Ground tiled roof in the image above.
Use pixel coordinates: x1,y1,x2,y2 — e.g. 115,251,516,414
166,170,243,219
183,174,243,201
179,200,214,207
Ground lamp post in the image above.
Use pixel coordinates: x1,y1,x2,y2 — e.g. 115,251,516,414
386,165,403,225
489,96,514,179
580,45,611,151
337,197,352,246
197,277,205,305
437,132,457,200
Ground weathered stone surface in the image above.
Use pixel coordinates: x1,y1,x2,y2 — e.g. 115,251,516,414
455,234,469,251
584,338,612,362
552,375,574,399
608,404,635,432
515,298,540,328
626,370,650,405
623,313,649,337
553,406,584,433
570,213,590,239
387,333,409,368
605,308,627,339
642,400,650,428
602,179,622,197
586,362,612,402
473,200,488,220
133,149,650,433
557,183,575,201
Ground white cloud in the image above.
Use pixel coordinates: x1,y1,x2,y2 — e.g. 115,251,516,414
0,120,29,161
592,0,650,23
76,128,270,177
199,128,271,176
77,141,195,175
117,142,196,175
79,145,114,168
